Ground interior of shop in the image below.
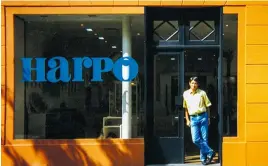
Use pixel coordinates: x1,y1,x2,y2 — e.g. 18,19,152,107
14,14,238,164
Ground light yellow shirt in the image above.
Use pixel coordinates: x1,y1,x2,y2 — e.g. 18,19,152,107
183,89,212,116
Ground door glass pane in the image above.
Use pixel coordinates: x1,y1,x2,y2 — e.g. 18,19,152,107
189,20,215,41
154,54,180,137
153,21,180,41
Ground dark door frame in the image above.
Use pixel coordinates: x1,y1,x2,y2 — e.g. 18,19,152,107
144,7,224,165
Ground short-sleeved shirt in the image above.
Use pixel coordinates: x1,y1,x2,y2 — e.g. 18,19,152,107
183,89,212,116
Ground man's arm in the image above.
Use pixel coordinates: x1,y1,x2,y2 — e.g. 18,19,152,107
203,91,212,124
185,108,190,122
183,96,190,126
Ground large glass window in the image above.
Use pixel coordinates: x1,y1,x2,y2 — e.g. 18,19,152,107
14,15,126,139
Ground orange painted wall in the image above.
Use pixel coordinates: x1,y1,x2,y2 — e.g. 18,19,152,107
221,5,268,166
1,1,268,166
2,139,144,166
245,5,268,166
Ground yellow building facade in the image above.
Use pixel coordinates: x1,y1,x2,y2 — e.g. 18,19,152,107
1,1,268,166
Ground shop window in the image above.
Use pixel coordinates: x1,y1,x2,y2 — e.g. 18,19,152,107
14,15,127,139
222,14,238,137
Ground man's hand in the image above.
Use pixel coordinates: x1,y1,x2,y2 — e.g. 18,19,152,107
186,120,191,127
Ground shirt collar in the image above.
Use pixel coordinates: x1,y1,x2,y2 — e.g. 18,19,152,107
190,89,199,94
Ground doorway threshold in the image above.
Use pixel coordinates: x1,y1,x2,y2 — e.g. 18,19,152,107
147,164,220,166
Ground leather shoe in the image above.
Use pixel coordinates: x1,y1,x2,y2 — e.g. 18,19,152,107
201,160,208,165
207,151,216,164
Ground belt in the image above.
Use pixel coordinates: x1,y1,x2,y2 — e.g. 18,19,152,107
190,112,206,117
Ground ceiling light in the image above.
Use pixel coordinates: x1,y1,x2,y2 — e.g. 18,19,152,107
81,24,84,27
137,33,140,36
226,24,228,27
171,57,175,61
105,41,107,43
223,33,225,36
112,46,117,49
94,33,97,35
198,57,202,61
98,37,104,40
86,28,93,32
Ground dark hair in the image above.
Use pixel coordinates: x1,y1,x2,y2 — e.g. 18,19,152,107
189,76,199,84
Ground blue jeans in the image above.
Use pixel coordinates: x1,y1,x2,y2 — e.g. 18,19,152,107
190,112,213,161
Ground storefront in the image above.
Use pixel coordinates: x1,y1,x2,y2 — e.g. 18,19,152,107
1,1,268,166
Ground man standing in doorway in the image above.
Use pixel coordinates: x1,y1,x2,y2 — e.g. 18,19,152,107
183,77,215,165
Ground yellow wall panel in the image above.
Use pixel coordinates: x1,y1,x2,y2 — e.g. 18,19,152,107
139,0,161,6
246,45,268,65
2,141,144,166
246,26,268,45
1,26,5,46
91,0,113,6
68,0,92,6
1,85,6,145
1,46,5,66
182,0,204,5
1,1,70,6
247,142,268,166
247,6,268,25
161,0,182,6
1,66,5,86
246,65,268,83
247,104,268,122
203,0,226,5
222,142,246,166
226,1,268,5
1,6,5,26
247,123,268,141
1,85,5,106
246,84,268,103
114,0,139,5
6,7,143,14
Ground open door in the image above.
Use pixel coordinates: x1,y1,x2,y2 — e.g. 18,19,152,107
144,7,223,165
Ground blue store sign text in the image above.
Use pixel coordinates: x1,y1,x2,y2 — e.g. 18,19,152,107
21,56,139,82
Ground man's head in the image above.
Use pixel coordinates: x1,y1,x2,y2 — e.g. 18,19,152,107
189,76,199,91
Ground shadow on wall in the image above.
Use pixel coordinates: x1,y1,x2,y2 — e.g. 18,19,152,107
3,139,141,166
2,87,143,166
